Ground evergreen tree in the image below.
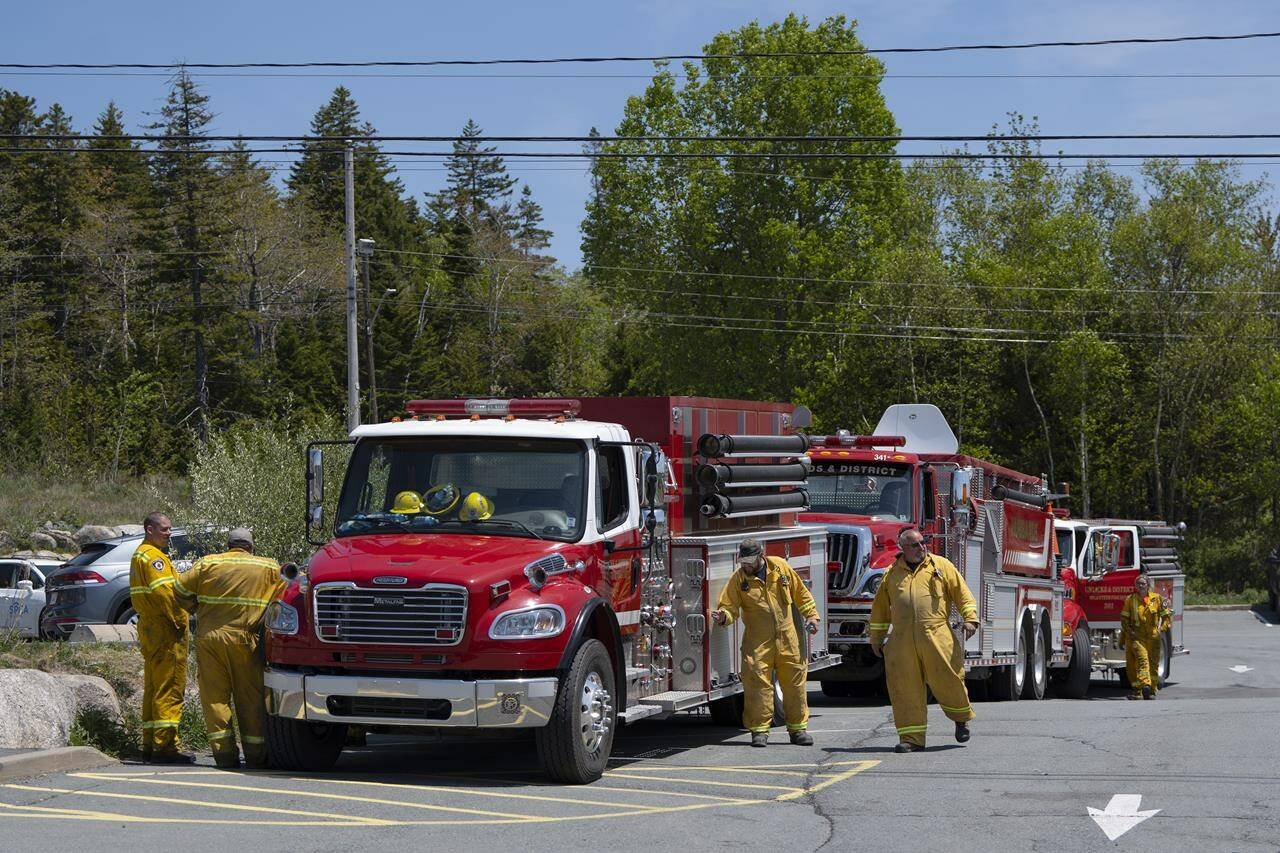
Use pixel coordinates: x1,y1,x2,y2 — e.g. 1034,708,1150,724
148,69,221,442
514,185,551,259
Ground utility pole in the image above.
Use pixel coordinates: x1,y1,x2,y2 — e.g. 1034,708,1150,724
344,141,360,432
356,237,378,423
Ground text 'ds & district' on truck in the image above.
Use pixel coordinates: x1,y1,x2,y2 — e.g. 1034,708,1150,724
263,397,838,783
801,404,1076,701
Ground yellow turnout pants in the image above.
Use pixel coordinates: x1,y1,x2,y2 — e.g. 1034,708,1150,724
742,648,808,733
139,621,188,756
1126,636,1162,694
885,623,974,747
196,627,268,767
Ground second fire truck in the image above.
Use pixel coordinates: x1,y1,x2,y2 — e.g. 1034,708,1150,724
801,404,1071,701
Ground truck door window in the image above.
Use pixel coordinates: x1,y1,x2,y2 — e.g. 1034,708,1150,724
596,446,629,532
1114,530,1136,570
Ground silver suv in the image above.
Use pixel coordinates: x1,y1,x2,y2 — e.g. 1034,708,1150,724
40,531,204,639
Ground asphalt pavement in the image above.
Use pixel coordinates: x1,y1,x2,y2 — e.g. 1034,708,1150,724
1,609,1276,852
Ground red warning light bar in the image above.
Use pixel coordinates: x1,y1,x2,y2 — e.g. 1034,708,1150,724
404,398,582,418
811,434,907,448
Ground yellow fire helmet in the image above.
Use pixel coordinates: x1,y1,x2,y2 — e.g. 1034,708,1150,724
458,491,494,522
423,482,461,516
390,490,423,515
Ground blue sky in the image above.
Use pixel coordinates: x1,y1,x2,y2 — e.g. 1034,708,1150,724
6,1,1279,266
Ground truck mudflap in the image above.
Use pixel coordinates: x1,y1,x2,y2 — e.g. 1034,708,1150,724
621,652,842,719
264,669,558,728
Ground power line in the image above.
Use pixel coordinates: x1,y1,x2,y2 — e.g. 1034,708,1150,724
4,70,1280,81
4,146,1280,161
10,132,1280,143
3,31,1278,69
371,247,1280,297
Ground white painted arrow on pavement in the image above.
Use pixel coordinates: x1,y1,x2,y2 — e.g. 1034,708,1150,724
1228,665,1254,674
1088,794,1160,841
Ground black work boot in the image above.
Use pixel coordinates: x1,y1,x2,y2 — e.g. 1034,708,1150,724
152,751,196,765
894,742,924,753
955,722,970,743
1142,685,1154,700
789,730,814,746
750,732,768,748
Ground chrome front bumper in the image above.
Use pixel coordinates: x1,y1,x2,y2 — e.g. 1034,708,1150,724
264,669,558,728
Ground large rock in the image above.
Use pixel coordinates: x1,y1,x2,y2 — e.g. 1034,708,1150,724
51,674,122,723
68,624,138,645
0,670,75,749
73,524,117,546
40,528,77,552
28,532,57,551
11,549,66,561
112,524,144,538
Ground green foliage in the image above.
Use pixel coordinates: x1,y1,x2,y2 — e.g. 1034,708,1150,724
188,414,346,564
70,705,143,759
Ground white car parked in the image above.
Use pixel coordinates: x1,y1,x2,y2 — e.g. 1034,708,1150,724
0,558,58,639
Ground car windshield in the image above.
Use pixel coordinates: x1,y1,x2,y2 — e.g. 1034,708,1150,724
806,461,914,521
335,436,587,542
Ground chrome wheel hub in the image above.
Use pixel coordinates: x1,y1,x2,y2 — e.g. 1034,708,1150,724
579,671,613,754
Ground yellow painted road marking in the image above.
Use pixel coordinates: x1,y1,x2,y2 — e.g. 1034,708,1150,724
78,770,672,815
2,783,393,826
5,759,882,828
603,772,805,794
0,788,378,824
68,773,559,822
611,764,838,779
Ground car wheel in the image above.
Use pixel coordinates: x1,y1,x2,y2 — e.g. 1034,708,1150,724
115,606,138,626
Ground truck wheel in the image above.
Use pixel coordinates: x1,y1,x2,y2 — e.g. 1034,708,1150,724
1021,619,1048,700
265,716,346,771
536,639,616,784
1158,630,1172,686
708,692,744,727
1054,626,1092,699
989,623,1027,702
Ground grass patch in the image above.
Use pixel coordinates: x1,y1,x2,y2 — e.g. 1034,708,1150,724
0,467,189,550
1184,587,1268,606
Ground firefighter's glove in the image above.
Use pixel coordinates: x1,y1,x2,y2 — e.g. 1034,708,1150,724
805,616,821,635
710,609,728,626
963,621,978,639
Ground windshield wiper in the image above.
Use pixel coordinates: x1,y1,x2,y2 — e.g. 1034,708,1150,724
461,518,544,540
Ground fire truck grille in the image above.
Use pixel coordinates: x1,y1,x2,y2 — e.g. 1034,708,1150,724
313,584,468,646
827,533,861,594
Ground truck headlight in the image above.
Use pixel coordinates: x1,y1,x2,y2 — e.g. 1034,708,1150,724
266,600,299,636
489,605,565,640
861,574,883,596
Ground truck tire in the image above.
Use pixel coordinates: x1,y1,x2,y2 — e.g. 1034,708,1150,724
708,692,744,727
536,639,616,784
265,716,346,771
989,623,1027,702
1021,618,1048,701
1054,626,1092,699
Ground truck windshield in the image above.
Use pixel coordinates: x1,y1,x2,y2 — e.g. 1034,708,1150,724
806,461,913,521
336,437,587,542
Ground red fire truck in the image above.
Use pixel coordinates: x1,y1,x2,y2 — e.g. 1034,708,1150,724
801,404,1071,701
1053,517,1187,698
263,396,837,783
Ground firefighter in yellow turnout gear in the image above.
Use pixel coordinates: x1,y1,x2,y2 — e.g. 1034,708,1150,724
1120,573,1171,700
712,539,821,748
174,528,284,768
130,512,192,763
870,529,979,753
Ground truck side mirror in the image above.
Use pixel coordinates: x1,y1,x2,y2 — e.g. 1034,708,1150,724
307,446,325,537
1096,532,1122,574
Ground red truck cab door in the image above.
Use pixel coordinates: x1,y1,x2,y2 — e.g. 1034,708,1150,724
593,444,644,619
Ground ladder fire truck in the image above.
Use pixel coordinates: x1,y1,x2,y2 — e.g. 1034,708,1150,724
263,396,837,783
1053,517,1187,698
800,404,1070,700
